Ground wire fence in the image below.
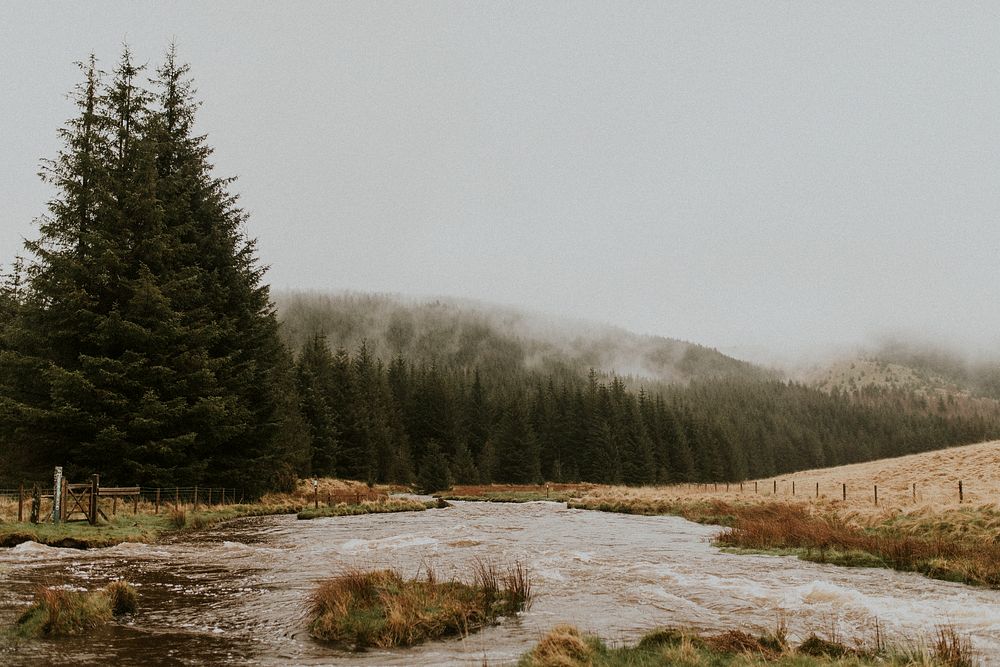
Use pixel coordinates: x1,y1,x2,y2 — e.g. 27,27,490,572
0,485,245,523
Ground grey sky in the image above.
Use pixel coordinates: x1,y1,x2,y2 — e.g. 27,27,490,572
3,2,999,363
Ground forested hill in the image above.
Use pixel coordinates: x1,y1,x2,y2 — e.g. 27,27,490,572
275,291,772,387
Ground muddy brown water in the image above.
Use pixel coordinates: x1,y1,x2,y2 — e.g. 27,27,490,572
2,500,999,666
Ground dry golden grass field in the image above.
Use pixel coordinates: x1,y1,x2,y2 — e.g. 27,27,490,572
575,439,1000,520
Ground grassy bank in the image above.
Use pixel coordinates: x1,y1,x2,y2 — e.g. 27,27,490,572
438,483,596,504
520,624,975,667
0,477,436,549
296,498,441,519
0,503,304,549
569,496,1000,588
14,581,138,638
308,561,531,649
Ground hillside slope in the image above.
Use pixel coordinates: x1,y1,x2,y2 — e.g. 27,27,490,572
274,290,771,385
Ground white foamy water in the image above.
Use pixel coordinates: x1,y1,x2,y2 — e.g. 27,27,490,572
1,501,999,666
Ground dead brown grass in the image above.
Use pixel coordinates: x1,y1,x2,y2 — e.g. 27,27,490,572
308,560,531,649
572,440,1000,520
261,477,397,507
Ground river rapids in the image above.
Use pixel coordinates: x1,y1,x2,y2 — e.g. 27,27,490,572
2,500,999,665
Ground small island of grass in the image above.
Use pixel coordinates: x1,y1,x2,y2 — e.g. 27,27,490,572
308,561,531,649
15,581,138,639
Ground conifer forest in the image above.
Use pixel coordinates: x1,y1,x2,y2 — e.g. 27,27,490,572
2,48,998,495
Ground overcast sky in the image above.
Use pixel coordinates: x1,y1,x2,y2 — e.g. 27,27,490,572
3,2,999,363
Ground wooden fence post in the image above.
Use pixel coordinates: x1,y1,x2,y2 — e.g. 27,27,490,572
755,481,758,494
792,481,795,496
842,483,846,501
208,487,213,506
874,485,878,506
740,482,743,493
815,482,819,498
112,495,118,515
133,491,138,515
773,480,777,495
959,480,963,503
30,484,40,524
912,483,916,503
18,483,23,522
175,486,179,509
52,466,63,524
155,488,160,514
89,474,98,526
194,485,199,511
61,477,68,522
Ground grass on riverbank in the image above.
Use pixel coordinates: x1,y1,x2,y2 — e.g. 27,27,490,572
14,581,138,638
296,498,441,519
308,560,531,649
519,624,975,667
0,502,306,549
569,496,1000,588
437,483,596,504
0,475,440,549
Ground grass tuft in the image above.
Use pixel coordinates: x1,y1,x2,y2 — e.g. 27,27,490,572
169,506,187,528
104,581,138,616
525,624,598,667
15,581,139,638
933,625,975,667
520,624,979,666
308,561,531,649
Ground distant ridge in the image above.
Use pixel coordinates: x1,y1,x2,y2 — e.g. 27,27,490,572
274,290,773,386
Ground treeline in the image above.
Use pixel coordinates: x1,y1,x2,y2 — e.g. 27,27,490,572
293,336,1000,490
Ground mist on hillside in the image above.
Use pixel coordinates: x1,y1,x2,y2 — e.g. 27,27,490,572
273,290,772,386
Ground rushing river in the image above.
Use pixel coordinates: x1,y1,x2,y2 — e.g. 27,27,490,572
2,500,999,666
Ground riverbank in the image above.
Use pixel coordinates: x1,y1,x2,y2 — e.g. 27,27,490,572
436,483,596,504
0,478,436,549
568,493,1000,588
519,624,974,667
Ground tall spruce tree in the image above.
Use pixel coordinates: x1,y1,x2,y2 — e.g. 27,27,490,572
0,47,307,494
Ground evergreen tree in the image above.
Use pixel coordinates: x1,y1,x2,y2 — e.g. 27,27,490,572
416,439,451,493
0,47,308,494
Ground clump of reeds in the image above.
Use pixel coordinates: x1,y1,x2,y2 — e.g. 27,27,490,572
933,625,975,667
308,561,531,649
169,506,187,528
524,624,597,666
15,581,139,638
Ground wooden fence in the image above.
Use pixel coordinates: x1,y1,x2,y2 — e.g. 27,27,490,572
0,478,241,524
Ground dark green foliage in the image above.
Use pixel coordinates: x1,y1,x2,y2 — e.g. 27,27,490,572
278,338,1000,487
417,440,452,493
0,47,308,494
